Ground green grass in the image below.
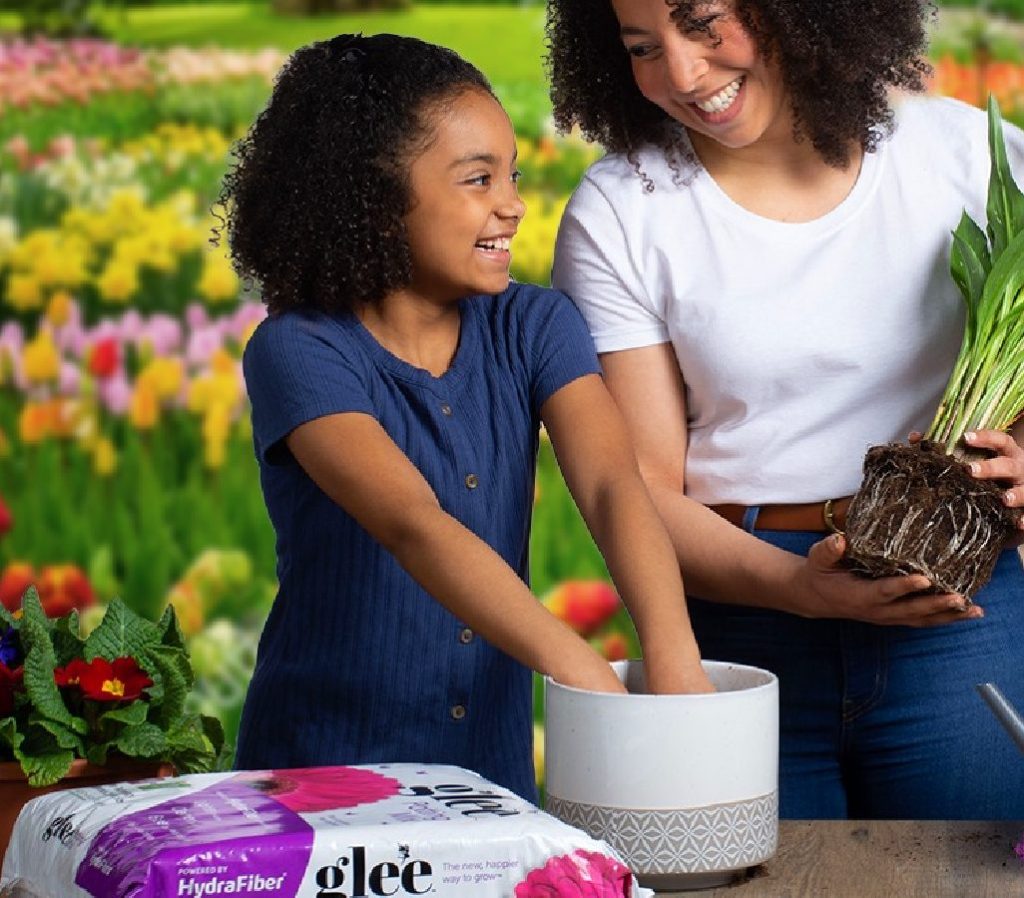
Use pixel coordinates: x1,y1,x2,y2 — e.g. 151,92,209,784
92,3,550,88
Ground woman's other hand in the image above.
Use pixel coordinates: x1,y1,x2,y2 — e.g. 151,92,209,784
963,428,1024,548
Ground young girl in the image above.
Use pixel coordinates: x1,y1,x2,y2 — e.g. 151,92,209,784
220,32,713,802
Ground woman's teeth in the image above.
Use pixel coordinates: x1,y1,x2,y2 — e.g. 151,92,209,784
476,237,511,251
695,77,743,114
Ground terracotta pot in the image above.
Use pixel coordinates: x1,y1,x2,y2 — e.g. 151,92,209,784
0,757,173,864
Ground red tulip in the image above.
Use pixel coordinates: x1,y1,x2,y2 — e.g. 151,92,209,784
0,494,11,537
87,337,119,379
0,563,36,613
77,657,152,702
542,581,621,637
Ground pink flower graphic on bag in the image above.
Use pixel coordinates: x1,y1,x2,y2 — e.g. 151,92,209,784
235,765,402,813
515,849,633,898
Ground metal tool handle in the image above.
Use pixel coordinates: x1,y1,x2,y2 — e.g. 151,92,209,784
976,682,1024,754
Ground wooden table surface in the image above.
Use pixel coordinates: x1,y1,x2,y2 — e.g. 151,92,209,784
658,820,1024,897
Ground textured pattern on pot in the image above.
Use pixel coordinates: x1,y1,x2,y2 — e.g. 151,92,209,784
546,791,779,874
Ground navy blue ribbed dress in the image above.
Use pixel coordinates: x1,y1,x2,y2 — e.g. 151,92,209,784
235,284,600,802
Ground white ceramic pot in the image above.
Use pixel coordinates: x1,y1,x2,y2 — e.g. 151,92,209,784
544,660,779,891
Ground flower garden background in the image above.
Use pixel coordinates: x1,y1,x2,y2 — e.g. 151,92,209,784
0,1,1021,777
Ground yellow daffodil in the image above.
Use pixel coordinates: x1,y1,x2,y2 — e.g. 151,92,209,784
129,380,159,430
138,357,184,401
6,272,43,312
22,331,60,384
197,252,239,304
93,436,118,477
96,259,139,304
45,290,74,327
203,433,227,470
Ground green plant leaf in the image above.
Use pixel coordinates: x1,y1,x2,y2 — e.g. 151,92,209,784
950,210,991,312
156,604,186,653
116,722,168,759
51,612,84,668
86,742,110,767
23,750,75,788
0,605,16,630
22,598,87,736
140,645,189,729
84,597,161,663
98,701,149,728
0,716,25,756
986,95,1024,262
31,717,86,755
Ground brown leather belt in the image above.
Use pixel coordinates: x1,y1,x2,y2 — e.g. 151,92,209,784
709,497,852,533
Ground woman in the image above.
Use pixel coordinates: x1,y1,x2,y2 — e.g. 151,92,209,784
548,0,1024,818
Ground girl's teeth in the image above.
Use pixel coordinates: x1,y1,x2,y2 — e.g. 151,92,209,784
477,237,511,251
695,77,742,114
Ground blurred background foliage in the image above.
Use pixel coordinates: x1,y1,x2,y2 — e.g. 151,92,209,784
0,1,1020,777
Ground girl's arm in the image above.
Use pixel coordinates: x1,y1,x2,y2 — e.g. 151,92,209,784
598,343,979,627
540,373,713,694
285,410,626,693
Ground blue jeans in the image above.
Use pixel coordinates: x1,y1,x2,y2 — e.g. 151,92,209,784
688,522,1024,820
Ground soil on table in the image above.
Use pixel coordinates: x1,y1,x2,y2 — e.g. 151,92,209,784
843,441,1022,599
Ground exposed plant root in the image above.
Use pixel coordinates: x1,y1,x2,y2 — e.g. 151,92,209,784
843,442,1022,599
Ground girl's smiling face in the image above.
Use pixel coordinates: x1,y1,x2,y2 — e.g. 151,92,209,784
611,0,791,156
401,88,526,304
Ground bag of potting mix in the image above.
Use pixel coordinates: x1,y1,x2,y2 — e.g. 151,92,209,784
0,763,651,898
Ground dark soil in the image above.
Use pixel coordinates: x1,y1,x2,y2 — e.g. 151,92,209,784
843,441,1022,599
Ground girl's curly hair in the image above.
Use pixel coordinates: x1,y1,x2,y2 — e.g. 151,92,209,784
546,0,933,169
217,33,492,315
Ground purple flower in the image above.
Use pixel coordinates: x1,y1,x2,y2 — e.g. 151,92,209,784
0,625,19,668
1014,835,1024,865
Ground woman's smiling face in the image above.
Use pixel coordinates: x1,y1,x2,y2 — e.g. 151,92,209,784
610,0,791,154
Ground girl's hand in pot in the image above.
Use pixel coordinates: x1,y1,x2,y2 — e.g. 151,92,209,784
553,656,629,695
645,656,716,695
797,533,984,627
963,429,1024,548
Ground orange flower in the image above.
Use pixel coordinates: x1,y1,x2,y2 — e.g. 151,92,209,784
0,563,35,613
599,632,630,662
37,564,95,618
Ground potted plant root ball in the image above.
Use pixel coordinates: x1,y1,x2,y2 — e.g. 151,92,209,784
844,98,1024,600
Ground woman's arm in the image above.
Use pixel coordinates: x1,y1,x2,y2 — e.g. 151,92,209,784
540,374,714,694
599,343,979,626
286,411,626,693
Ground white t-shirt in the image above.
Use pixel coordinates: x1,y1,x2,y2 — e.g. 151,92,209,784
552,96,1024,505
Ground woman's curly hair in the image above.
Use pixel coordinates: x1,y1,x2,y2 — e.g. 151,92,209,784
217,33,492,315
546,0,933,169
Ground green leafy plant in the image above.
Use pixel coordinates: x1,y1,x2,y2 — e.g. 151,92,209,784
0,588,224,786
926,96,1024,458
